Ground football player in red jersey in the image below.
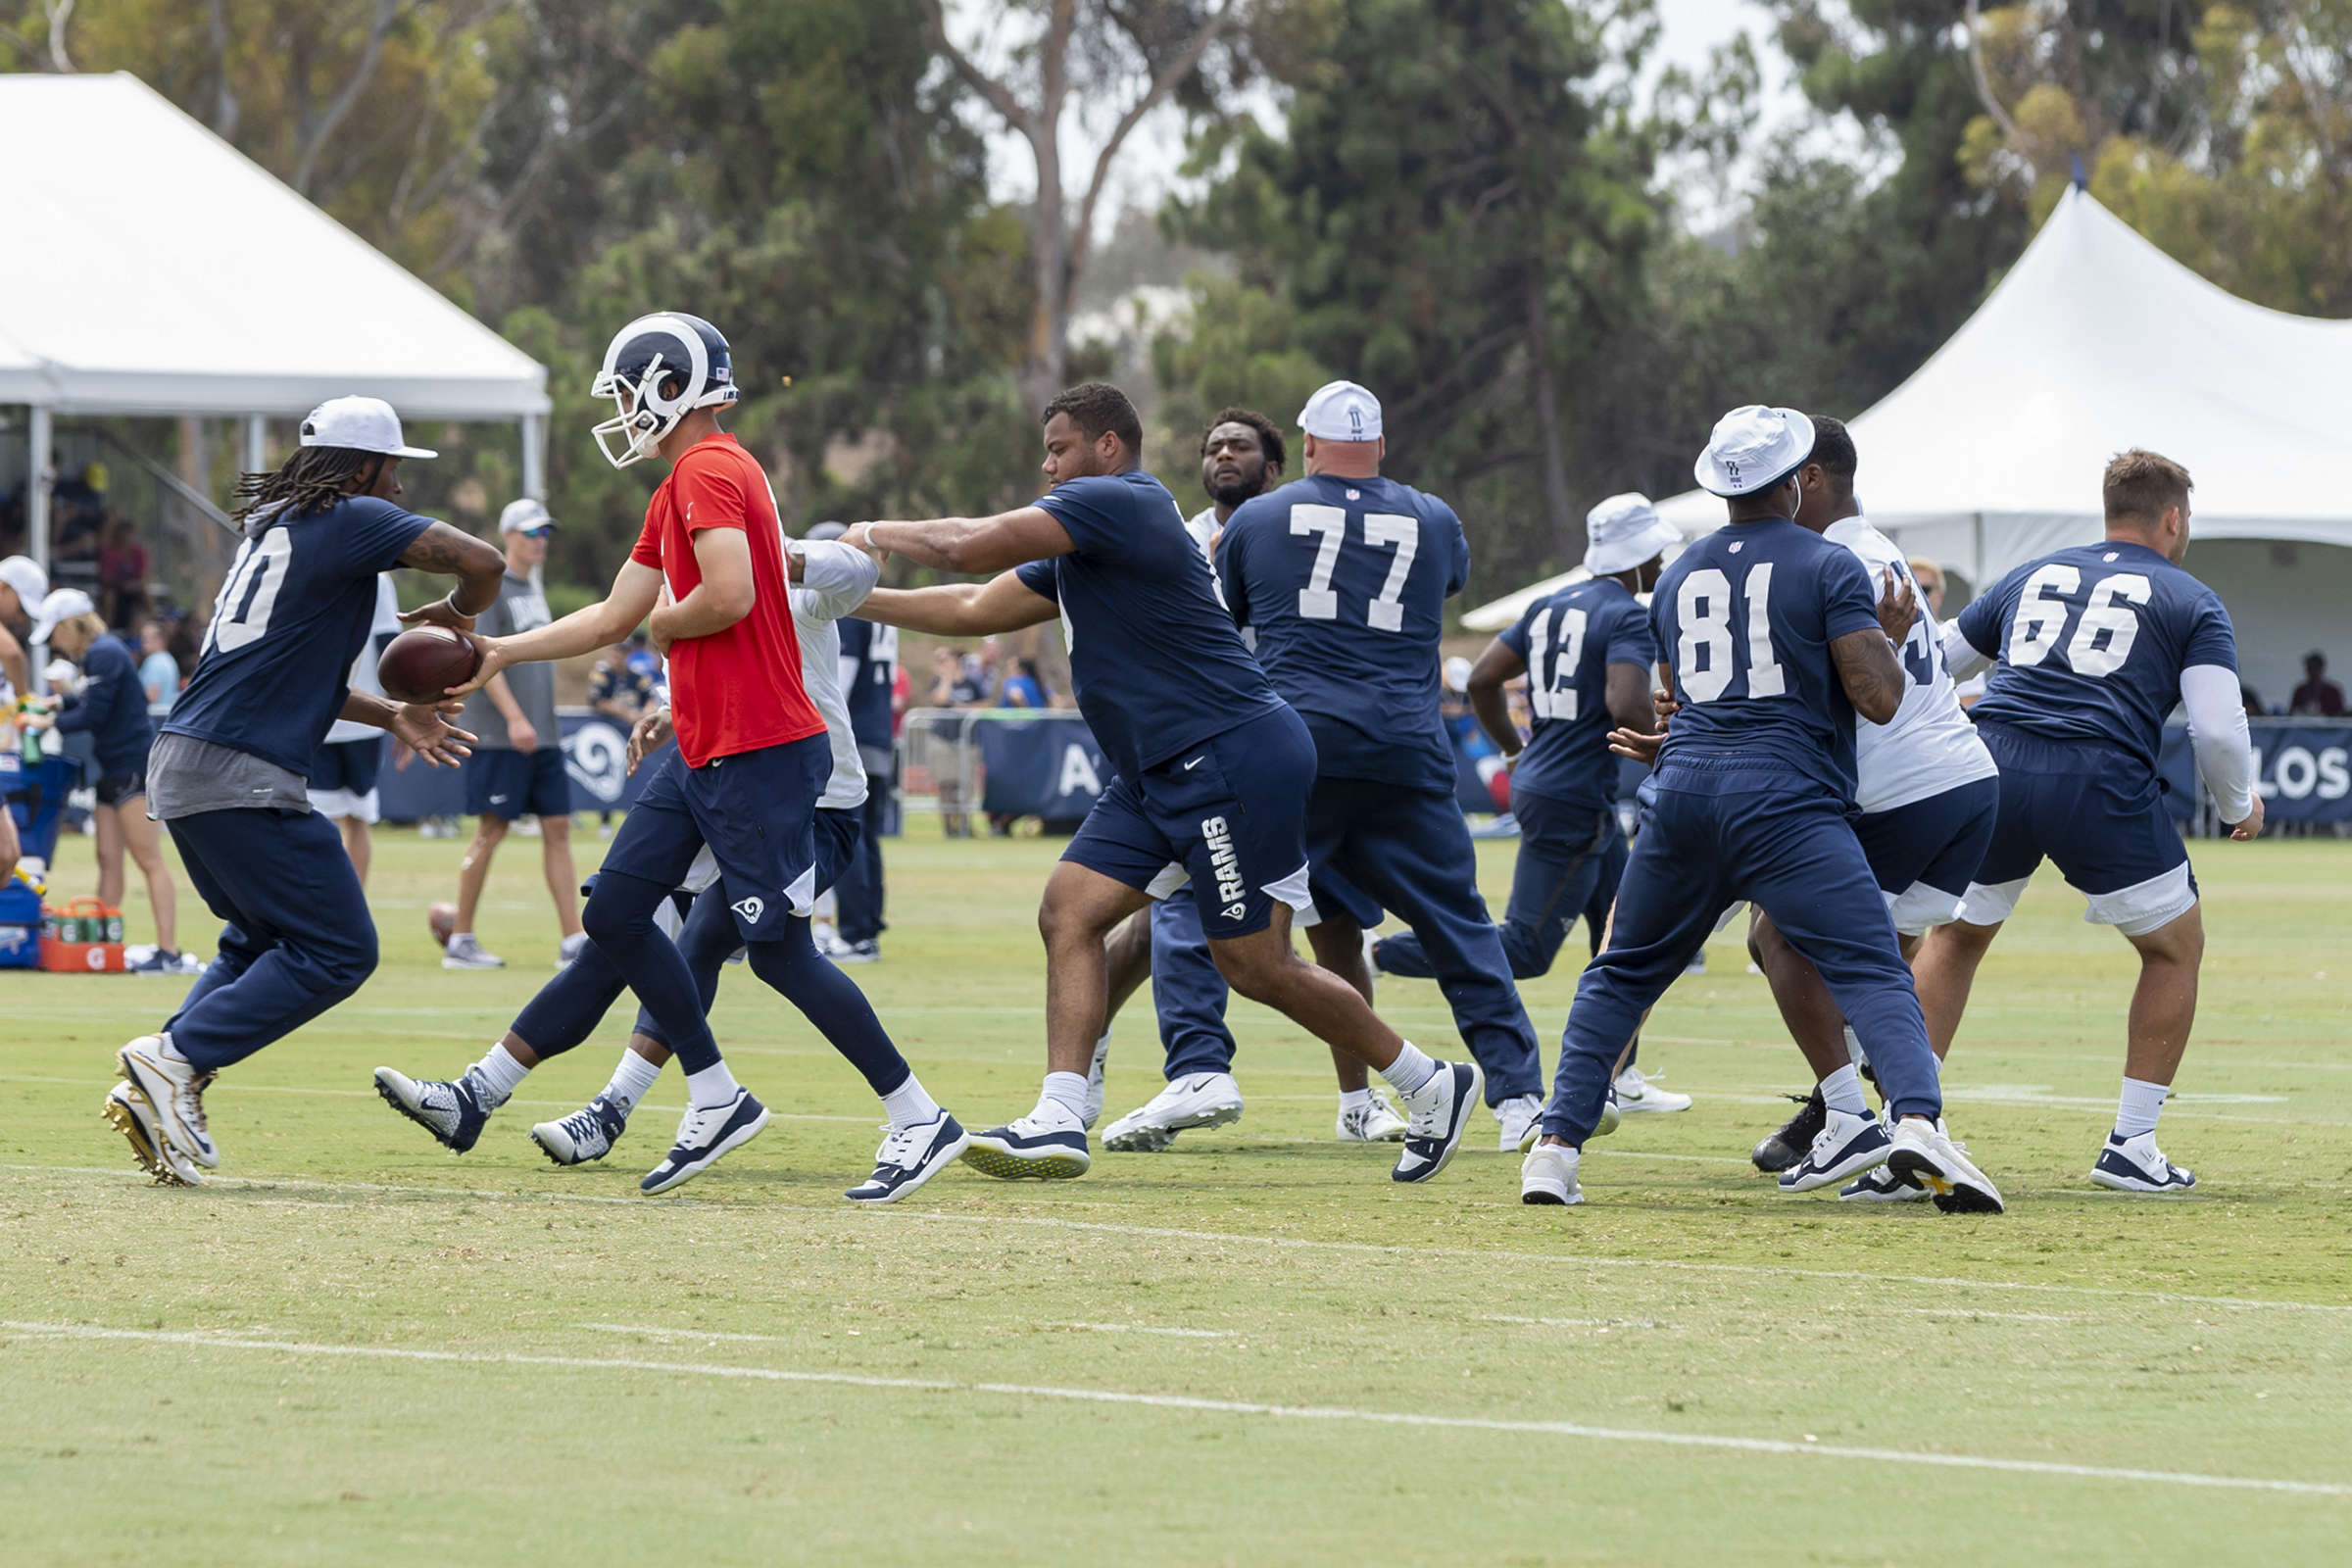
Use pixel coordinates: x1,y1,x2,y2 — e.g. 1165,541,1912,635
373,314,964,1200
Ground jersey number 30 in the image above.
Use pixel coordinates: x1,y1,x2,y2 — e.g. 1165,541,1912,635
203,529,295,656
1290,505,1418,631
1676,564,1786,703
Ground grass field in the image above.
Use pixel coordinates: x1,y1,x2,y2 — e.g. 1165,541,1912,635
5,818,2350,1565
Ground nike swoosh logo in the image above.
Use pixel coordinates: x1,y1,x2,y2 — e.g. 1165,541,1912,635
1182,757,1204,771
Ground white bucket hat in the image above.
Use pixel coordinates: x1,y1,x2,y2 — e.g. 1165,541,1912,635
1693,405,1813,498
1584,493,1681,575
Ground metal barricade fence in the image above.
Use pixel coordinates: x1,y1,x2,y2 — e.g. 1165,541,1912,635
897,708,984,831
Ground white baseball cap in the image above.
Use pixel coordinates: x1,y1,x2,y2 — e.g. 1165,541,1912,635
1444,655,1474,694
1584,493,1680,575
1298,380,1383,442
1693,405,1814,498
0,554,46,612
299,396,436,460
499,497,557,534
29,587,95,645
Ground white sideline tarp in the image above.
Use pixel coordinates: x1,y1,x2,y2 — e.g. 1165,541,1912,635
0,73,547,419
1467,187,2352,661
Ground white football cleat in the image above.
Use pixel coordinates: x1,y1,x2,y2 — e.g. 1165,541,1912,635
1495,1092,1544,1153
1082,1032,1111,1130
1886,1117,2004,1214
2089,1131,2197,1194
555,931,589,969
1612,1065,1690,1114
1102,1072,1244,1152
116,1036,219,1168
1392,1060,1482,1183
531,1095,629,1166
1337,1092,1407,1143
103,1081,206,1187
1520,1143,1583,1205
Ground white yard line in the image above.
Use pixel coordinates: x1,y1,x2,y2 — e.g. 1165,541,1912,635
0,1320,2340,1498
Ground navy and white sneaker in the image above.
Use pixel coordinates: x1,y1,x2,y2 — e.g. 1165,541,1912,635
1393,1059,1483,1184
372,1066,492,1153
2089,1131,2196,1194
1838,1163,1929,1202
1102,1072,1244,1152
960,1109,1091,1180
531,1095,629,1166
847,1113,970,1203
641,1089,770,1195
1886,1117,2004,1214
1777,1106,1891,1194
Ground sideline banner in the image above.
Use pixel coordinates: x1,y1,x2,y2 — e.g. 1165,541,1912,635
377,710,645,821
977,711,1106,827
2161,719,2351,823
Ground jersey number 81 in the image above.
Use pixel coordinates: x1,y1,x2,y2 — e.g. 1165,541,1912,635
1676,564,1786,703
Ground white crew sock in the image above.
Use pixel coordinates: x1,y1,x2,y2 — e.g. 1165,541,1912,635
1379,1042,1438,1098
1820,1063,1868,1117
158,1032,193,1066
882,1075,943,1131
467,1044,530,1107
1840,1025,1866,1068
1338,1087,1371,1113
603,1050,662,1116
684,1061,741,1110
2114,1077,2168,1140
1039,1071,1090,1122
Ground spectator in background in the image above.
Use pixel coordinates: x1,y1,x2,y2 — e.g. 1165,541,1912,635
2289,652,2345,717
999,657,1046,709
623,627,660,682
933,645,986,708
24,589,182,970
99,518,150,627
589,636,658,838
1907,556,1946,615
137,618,180,716
0,554,45,706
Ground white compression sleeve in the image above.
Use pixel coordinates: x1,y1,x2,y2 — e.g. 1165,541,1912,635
2179,662,2257,824
786,539,884,617
1941,619,1994,682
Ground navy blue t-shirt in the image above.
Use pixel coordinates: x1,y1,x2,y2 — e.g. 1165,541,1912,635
835,616,899,751
1957,539,2236,772
1499,575,1655,808
1214,473,1469,794
1650,516,1881,802
164,497,433,774
55,632,155,777
1015,469,1283,781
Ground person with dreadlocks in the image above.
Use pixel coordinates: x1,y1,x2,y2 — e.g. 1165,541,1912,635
103,396,505,1188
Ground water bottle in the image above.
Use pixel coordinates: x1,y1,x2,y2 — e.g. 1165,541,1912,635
18,699,44,765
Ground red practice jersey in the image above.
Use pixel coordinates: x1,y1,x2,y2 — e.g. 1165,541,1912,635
629,432,824,767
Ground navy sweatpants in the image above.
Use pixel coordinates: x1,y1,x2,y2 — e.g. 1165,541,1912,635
1378,787,1623,981
833,745,891,946
1544,762,1942,1143
165,807,377,1071
1307,777,1543,1103
1150,895,1238,1079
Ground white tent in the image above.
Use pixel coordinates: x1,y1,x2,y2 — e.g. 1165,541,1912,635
1466,188,2352,702
0,73,550,569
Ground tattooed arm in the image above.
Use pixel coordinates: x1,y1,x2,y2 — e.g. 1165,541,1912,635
1831,627,1908,725
395,521,508,629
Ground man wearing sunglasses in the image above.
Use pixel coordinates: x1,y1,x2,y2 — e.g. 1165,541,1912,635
443,498,585,970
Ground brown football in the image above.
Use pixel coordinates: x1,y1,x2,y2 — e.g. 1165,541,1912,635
427,902,457,949
378,627,482,704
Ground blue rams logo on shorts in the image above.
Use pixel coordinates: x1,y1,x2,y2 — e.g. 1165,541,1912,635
731,896,764,923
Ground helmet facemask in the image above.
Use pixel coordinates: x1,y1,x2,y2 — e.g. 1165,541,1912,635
589,314,736,469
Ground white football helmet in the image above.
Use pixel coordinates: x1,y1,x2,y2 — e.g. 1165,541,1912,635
590,312,740,468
